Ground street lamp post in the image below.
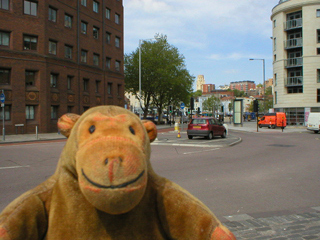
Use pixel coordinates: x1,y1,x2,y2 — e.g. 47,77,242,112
138,37,159,120
249,58,266,114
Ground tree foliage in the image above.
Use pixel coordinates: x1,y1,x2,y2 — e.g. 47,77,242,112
124,34,194,120
202,96,220,115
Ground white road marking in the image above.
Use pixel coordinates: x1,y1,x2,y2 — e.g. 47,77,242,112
183,148,220,155
0,165,30,170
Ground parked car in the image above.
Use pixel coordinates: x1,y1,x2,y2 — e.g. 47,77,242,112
187,117,226,139
307,112,320,133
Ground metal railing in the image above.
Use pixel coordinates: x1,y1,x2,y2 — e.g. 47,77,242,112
284,18,302,31
284,38,302,49
284,57,303,68
285,76,303,86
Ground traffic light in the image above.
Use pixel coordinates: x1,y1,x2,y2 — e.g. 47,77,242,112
253,100,259,112
190,97,194,110
169,106,172,113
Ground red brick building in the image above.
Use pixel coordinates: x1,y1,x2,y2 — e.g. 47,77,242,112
0,0,124,134
202,84,215,94
229,80,256,94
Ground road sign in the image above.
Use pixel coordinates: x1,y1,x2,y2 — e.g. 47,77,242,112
0,93,4,103
180,102,185,110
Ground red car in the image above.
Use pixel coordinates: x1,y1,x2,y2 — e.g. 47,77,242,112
187,117,226,139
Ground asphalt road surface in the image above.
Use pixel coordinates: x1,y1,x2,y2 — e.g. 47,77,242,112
0,129,319,239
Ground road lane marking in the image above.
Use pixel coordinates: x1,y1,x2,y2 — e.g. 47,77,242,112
0,165,30,170
183,148,220,155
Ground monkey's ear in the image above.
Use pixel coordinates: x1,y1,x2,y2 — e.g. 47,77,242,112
142,120,157,143
58,113,80,138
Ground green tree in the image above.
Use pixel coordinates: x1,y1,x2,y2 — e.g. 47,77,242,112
124,34,194,120
202,96,220,116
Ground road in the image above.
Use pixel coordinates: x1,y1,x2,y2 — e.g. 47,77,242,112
0,129,320,239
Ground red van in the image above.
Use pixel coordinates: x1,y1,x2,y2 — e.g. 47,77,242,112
258,112,286,129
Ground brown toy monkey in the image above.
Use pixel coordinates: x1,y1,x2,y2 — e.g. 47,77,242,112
0,106,235,240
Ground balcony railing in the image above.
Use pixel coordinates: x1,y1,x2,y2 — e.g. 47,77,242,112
285,76,303,86
284,57,303,68
284,38,302,49
284,18,302,31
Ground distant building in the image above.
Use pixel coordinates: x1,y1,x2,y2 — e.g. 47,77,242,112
202,84,215,93
229,81,256,94
196,75,205,91
272,0,320,125
0,0,124,134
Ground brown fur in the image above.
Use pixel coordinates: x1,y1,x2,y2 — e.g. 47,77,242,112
0,106,236,240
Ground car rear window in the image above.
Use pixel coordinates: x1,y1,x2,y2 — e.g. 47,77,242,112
191,119,207,124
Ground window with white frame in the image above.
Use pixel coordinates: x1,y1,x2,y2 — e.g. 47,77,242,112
50,73,58,88
81,0,86,7
24,0,37,16
93,27,99,39
26,105,35,120
65,45,72,59
0,0,9,10
81,21,87,34
65,14,72,28
93,1,99,13
49,40,57,55
23,35,37,50
93,53,99,66
81,50,87,63
106,8,110,19
115,13,120,24
0,31,9,46
48,7,57,22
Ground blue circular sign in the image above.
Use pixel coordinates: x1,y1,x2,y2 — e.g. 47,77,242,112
0,93,5,103
180,102,185,109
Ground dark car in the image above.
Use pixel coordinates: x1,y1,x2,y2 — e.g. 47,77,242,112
187,117,226,139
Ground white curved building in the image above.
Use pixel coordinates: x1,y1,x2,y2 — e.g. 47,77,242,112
271,0,320,125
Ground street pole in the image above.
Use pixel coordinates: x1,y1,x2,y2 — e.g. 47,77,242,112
139,39,142,120
1,90,5,141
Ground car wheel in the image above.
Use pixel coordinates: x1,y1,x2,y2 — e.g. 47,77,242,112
188,135,193,139
221,131,226,138
271,125,276,129
314,130,319,134
207,132,213,140
259,125,262,128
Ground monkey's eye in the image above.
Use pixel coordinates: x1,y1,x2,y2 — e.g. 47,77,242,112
129,126,135,135
89,125,95,134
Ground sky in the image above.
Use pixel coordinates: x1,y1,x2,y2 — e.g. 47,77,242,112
123,0,280,91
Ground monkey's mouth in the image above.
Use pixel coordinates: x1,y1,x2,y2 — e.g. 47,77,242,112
81,169,145,189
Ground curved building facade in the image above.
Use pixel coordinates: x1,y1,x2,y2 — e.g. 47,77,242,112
0,0,124,134
271,0,320,125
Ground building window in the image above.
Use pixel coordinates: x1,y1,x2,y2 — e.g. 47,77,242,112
115,13,120,24
0,68,10,85
317,48,320,55
26,105,35,120
49,40,57,55
25,70,36,86
106,57,111,69
24,0,37,16
115,36,120,48
81,50,87,63
93,53,99,66
0,31,9,46
65,14,72,28
81,21,87,34
0,105,10,120
81,0,86,7
273,20,276,28
48,7,57,22
274,73,277,86
287,86,303,94
273,38,276,51
67,106,73,113
65,45,72,59
95,80,100,93
115,60,120,71
106,8,110,19
317,89,320,102
50,73,58,88
106,32,111,44
23,35,37,50
275,91,277,105
67,75,73,90
117,84,121,96
107,82,112,95
0,0,9,10
51,106,58,119
93,27,99,39
317,9,320,18
83,78,89,91
93,0,99,13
